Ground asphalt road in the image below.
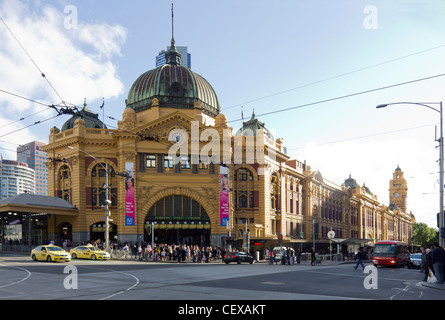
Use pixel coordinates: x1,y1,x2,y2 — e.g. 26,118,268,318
1,254,444,303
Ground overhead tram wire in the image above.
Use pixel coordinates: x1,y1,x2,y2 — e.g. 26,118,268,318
222,43,445,111
287,122,438,151
0,114,61,139
81,72,445,156
0,88,80,136
0,15,69,109
227,72,445,124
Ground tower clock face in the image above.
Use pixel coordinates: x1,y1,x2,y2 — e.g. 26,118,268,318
169,129,186,144
394,192,401,198
172,132,183,144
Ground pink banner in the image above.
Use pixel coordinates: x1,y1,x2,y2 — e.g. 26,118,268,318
125,162,135,226
220,166,229,226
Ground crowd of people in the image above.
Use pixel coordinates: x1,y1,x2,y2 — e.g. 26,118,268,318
109,240,226,263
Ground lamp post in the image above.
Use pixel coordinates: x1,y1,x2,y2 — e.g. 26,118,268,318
376,101,444,246
66,146,111,252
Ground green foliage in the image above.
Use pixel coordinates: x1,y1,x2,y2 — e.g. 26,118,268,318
412,222,438,247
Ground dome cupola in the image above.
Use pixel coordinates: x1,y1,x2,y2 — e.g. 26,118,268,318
125,6,220,118
61,99,106,132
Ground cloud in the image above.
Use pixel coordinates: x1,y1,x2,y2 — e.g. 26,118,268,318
0,0,127,158
292,134,439,228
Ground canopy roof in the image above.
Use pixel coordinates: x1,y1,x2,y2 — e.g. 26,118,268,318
0,194,78,216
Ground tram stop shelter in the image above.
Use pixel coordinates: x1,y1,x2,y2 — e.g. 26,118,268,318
0,193,78,252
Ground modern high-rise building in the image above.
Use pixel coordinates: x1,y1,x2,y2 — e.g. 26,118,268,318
156,46,191,68
17,141,48,196
0,159,35,199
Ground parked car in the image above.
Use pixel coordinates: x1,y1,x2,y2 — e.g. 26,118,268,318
31,245,71,262
70,245,111,260
223,252,254,264
407,253,422,269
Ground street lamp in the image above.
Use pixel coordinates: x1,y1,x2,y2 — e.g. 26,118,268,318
66,146,112,252
376,101,444,246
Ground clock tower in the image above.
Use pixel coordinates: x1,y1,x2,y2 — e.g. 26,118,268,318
389,165,408,212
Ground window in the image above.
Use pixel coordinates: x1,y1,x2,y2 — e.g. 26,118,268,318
238,192,248,208
199,158,209,170
270,173,279,210
57,165,71,202
146,154,156,168
236,168,253,181
90,164,117,207
164,155,174,168
181,156,191,169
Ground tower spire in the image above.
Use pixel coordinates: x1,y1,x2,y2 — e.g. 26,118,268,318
165,3,181,65
171,3,175,47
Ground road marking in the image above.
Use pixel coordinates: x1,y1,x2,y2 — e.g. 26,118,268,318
0,265,31,289
76,265,140,300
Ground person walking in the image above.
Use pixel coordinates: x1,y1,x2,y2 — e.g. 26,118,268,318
311,247,316,266
423,248,435,282
432,242,444,284
354,248,365,270
420,247,426,273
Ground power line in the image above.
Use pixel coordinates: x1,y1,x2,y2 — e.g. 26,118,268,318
0,15,68,108
287,123,437,151
228,72,445,123
0,114,60,139
0,88,51,107
222,44,445,111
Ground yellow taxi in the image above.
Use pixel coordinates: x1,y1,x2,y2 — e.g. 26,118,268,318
31,245,71,262
70,245,111,260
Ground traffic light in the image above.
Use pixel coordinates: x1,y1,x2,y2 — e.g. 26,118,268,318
441,227,445,239
278,233,283,244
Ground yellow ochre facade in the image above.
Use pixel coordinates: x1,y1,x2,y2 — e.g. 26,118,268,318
42,39,415,252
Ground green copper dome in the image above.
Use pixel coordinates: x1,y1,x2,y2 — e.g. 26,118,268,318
126,43,220,118
235,110,274,140
61,102,106,132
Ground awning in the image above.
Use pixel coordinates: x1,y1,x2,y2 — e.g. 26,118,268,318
0,194,78,216
338,238,373,245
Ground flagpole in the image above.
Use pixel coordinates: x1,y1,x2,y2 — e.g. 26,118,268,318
241,106,244,136
101,98,105,129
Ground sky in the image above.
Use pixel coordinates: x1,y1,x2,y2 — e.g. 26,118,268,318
0,0,444,228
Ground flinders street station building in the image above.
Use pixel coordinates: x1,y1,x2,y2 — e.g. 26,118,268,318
39,35,415,253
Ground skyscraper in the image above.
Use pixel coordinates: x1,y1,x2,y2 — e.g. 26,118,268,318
17,141,48,196
156,46,191,68
0,159,35,199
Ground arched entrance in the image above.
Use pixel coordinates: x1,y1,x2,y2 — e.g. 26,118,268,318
145,195,210,246
90,222,118,243
56,222,72,246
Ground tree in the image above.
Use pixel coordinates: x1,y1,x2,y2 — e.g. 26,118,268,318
412,222,437,247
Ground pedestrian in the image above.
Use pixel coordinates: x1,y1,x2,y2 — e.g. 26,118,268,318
354,248,365,270
296,248,301,264
432,242,444,284
420,247,426,273
311,247,316,266
423,248,435,281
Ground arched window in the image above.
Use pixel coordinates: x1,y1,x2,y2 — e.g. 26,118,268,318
234,167,255,209
57,165,71,202
90,163,117,207
270,173,279,210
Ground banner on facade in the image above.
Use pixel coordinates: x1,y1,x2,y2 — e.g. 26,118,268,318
125,162,135,226
220,166,229,227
